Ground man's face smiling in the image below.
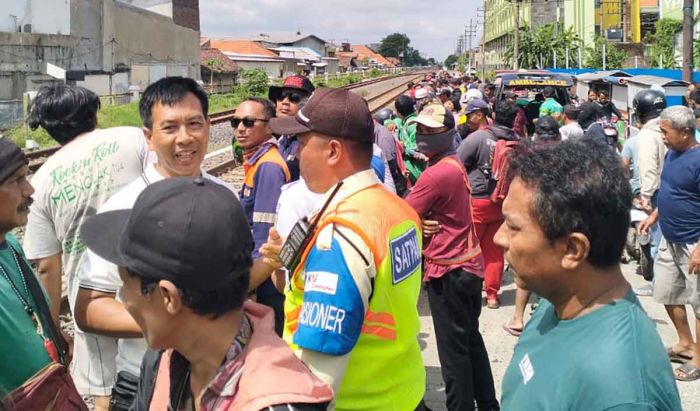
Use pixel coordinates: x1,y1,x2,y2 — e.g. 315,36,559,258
145,92,209,178
0,165,34,233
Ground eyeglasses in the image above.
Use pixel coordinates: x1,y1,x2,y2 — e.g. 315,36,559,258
278,90,304,104
230,117,269,128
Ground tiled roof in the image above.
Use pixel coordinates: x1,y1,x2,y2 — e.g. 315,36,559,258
209,39,279,57
350,45,395,68
200,48,239,73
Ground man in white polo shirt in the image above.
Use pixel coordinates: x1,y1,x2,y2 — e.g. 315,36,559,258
73,77,237,410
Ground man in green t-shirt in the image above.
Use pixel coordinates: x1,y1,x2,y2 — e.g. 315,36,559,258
539,86,563,123
0,139,56,395
494,141,682,411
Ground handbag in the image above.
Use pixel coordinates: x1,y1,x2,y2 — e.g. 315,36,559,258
2,362,87,410
1,244,86,410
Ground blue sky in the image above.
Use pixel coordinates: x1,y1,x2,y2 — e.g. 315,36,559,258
199,0,481,61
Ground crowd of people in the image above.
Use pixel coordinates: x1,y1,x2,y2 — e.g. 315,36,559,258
0,69,697,411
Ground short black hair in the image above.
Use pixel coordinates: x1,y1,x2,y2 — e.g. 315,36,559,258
241,97,276,120
543,86,555,97
26,84,100,145
395,95,416,117
439,89,452,98
690,90,700,105
139,77,209,129
563,104,580,120
694,108,700,119
577,102,602,129
509,140,631,268
494,100,519,129
598,89,610,98
130,264,251,320
534,116,561,142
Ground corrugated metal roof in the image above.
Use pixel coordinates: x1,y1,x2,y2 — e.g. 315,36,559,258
251,33,327,45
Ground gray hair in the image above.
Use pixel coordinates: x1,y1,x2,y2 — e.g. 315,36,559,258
660,106,695,131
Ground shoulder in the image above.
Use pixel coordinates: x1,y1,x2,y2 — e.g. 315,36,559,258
203,172,238,196
4,234,23,255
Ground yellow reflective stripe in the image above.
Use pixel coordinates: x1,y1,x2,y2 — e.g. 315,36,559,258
253,212,276,224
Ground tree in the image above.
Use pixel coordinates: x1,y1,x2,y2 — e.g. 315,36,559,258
204,58,223,92
649,18,683,68
504,23,582,69
239,68,269,96
584,36,628,69
378,33,429,66
444,54,459,69
378,33,411,58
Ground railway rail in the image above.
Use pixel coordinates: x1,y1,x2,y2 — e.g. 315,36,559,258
25,72,425,176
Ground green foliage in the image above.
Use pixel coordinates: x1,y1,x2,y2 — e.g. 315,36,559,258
444,54,459,69
369,68,382,78
584,36,629,69
694,38,700,69
239,68,269,96
505,23,582,69
649,18,683,68
378,33,429,66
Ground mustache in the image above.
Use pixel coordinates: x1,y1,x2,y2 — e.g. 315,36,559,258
18,197,33,210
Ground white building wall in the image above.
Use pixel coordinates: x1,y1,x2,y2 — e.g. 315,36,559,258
0,0,70,34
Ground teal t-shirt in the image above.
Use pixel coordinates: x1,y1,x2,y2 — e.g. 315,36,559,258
501,290,681,411
0,234,52,395
539,97,564,118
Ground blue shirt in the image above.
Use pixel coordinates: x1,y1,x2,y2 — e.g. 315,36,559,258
657,145,700,244
621,135,641,194
501,290,681,411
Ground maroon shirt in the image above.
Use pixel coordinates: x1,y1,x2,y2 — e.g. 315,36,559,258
405,154,484,280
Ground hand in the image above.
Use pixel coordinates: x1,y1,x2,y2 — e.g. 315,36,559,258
422,219,441,236
640,196,653,212
386,123,397,133
259,227,285,270
414,152,429,162
61,330,74,364
689,245,700,275
637,214,657,236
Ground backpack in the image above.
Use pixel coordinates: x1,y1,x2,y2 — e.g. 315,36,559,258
488,136,519,204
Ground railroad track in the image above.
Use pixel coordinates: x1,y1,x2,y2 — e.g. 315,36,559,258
205,72,425,178
26,72,426,175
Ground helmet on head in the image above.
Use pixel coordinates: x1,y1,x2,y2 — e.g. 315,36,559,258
632,89,666,124
374,108,395,125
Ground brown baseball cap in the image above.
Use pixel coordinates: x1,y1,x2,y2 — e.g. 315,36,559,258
269,88,374,142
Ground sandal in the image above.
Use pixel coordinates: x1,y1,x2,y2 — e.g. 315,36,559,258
502,322,522,337
674,362,700,382
667,347,694,364
487,298,501,309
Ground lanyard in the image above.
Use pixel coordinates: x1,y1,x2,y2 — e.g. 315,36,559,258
0,247,33,316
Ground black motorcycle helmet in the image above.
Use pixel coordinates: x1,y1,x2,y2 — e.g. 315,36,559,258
632,89,666,124
373,108,395,125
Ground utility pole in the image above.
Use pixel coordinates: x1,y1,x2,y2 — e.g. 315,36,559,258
682,0,694,82
466,19,477,73
478,7,486,79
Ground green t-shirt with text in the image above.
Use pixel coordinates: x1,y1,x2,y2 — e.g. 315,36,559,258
501,290,681,411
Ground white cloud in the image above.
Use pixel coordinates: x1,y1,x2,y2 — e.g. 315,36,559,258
199,0,481,61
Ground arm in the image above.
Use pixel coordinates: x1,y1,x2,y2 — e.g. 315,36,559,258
405,172,438,218
292,226,373,394
251,163,287,259
611,104,623,120
637,133,660,205
620,143,633,179
75,250,142,337
74,288,142,338
33,254,63,325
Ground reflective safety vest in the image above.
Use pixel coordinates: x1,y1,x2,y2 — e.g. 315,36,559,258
283,183,425,411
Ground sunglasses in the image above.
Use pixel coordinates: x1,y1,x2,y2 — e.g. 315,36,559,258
278,90,305,103
230,117,268,128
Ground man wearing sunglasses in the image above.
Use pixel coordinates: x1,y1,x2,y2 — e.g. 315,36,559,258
268,75,316,182
234,97,291,335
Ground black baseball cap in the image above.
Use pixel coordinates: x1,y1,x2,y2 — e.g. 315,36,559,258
268,75,315,102
269,88,374,143
0,138,28,184
80,177,252,291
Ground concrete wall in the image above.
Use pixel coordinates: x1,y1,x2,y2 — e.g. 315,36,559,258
0,0,70,34
103,0,200,81
76,72,129,95
235,61,283,79
70,0,104,71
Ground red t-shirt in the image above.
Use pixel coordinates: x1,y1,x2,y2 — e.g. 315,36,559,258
405,154,484,280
